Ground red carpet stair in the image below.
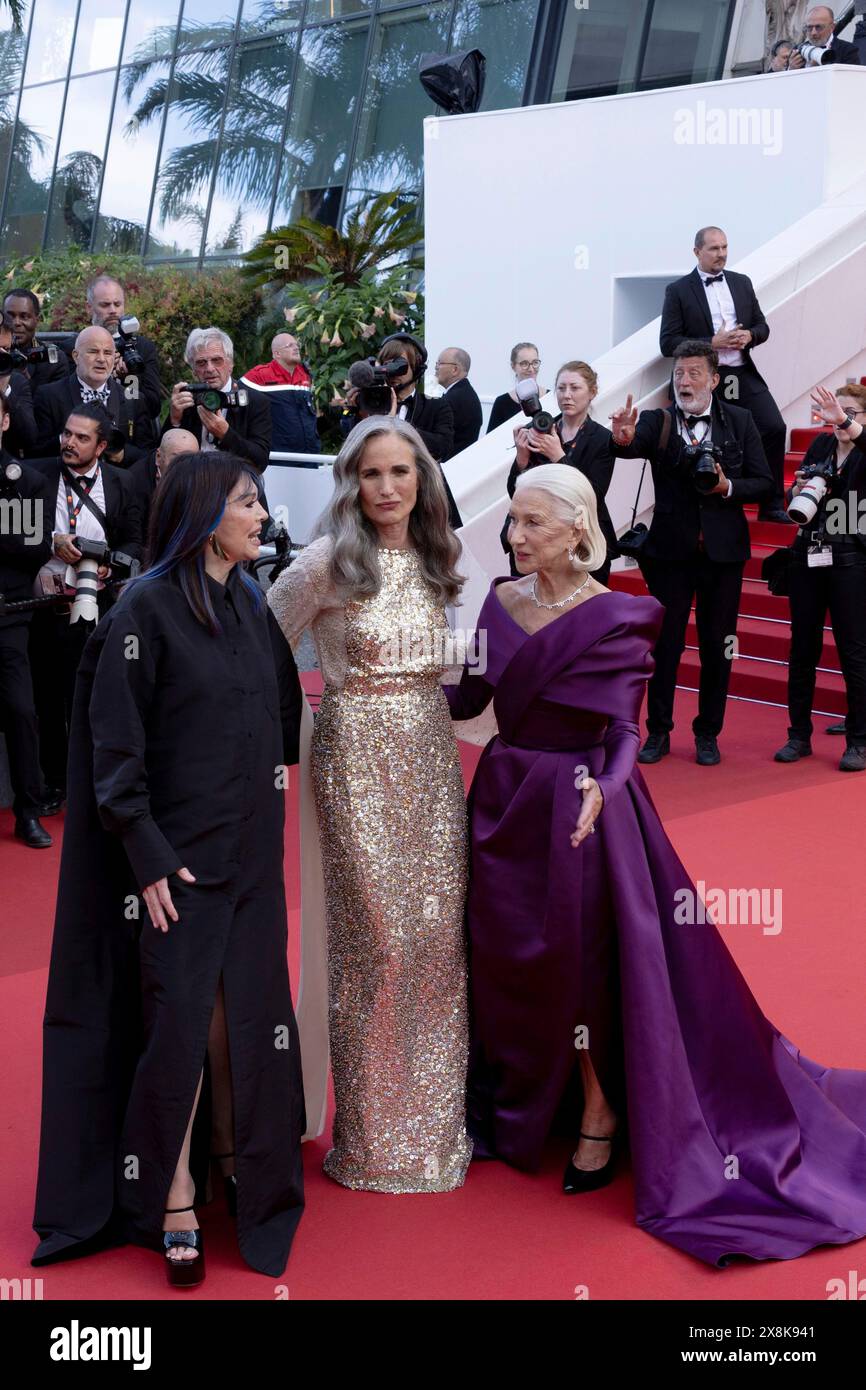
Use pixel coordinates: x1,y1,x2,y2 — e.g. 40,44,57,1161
609,426,847,718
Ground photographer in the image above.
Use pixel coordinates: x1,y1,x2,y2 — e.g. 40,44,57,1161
33,326,156,464
0,399,56,847
345,334,461,527
774,383,866,772
609,340,773,765
787,6,861,65
28,404,143,802
0,314,38,459
167,327,271,474
83,275,163,417
504,360,618,582
3,287,69,394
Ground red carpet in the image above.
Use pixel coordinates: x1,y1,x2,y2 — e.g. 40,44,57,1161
1,684,864,1301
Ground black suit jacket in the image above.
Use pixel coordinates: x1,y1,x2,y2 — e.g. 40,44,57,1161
29,456,145,566
401,390,454,461
610,399,772,563
660,267,771,387
821,36,860,64
56,331,163,417
32,376,156,464
165,379,271,473
507,417,620,559
445,377,482,454
126,449,160,538
0,451,55,624
2,371,38,458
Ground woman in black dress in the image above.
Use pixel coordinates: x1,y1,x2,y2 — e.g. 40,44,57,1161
502,360,619,582
32,452,306,1287
486,341,547,433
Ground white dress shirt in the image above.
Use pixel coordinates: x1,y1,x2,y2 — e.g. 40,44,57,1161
701,272,744,368
35,461,108,595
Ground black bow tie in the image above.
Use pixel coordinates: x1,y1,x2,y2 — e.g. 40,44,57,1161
704,274,724,285
685,414,711,428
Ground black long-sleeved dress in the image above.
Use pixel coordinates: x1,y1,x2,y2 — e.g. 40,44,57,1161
32,564,306,1278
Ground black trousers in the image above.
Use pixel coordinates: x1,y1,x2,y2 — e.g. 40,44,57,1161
714,366,786,510
639,548,745,738
787,549,866,744
0,621,44,815
29,607,99,790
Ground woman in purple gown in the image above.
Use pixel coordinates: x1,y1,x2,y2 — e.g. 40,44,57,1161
445,462,866,1267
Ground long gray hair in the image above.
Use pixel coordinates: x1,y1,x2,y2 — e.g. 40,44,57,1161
313,415,464,604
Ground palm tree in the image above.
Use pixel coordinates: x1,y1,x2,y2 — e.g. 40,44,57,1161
0,0,26,31
240,190,422,292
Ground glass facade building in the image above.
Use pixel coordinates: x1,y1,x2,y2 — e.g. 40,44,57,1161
0,0,735,265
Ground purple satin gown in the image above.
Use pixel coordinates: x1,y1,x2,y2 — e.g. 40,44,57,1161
445,580,866,1267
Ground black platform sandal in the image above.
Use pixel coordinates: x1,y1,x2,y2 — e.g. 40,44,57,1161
211,1151,237,1218
163,1206,205,1287
562,1132,618,1194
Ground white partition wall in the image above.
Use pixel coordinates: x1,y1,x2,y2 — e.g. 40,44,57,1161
424,65,866,627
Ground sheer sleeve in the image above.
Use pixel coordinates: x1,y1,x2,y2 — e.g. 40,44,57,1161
443,663,495,722
595,718,641,809
266,535,335,650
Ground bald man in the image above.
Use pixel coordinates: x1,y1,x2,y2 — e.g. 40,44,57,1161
788,7,861,65
242,332,320,459
128,427,199,532
434,346,482,453
32,324,157,463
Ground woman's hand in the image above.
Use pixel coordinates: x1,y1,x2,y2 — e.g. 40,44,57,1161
810,385,847,427
513,423,532,469
388,387,399,417
571,777,603,847
790,468,807,497
143,866,197,933
609,394,637,446
528,428,566,462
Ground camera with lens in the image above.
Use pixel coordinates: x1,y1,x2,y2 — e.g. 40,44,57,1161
112,315,144,372
787,457,836,526
682,440,725,493
793,41,825,65
353,356,410,415
0,342,60,372
71,536,140,577
188,382,248,412
0,459,24,495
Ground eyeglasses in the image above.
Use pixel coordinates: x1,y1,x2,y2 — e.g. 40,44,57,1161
516,359,541,370
435,359,458,368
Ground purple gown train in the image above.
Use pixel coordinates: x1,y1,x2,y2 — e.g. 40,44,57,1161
444,580,866,1267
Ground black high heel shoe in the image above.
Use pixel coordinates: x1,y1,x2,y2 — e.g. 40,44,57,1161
163,1206,205,1287
211,1151,236,1218
562,1131,618,1194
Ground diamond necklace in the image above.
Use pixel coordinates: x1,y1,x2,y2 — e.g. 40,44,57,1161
530,571,591,609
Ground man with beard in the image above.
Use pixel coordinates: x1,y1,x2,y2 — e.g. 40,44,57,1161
608,341,773,765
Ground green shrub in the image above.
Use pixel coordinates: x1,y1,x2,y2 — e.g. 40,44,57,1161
2,247,265,389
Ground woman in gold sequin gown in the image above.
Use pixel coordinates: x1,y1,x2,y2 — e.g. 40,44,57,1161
268,416,472,1193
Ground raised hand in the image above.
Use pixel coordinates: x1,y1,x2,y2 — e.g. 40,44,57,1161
609,394,637,446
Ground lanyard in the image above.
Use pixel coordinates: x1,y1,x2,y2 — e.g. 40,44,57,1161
677,409,711,447
63,468,98,535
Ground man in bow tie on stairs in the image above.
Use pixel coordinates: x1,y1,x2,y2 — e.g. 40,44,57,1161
660,226,793,524
609,342,774,766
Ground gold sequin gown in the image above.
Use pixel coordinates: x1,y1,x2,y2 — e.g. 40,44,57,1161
268,538,472,1193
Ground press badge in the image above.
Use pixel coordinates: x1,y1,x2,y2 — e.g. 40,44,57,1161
806,545,833,568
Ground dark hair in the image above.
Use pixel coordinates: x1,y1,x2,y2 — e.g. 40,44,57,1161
771,38,793,55
126,452,264,634
378,336,421,374
3,286,40,314
64,401,112,444
672,340,719,372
